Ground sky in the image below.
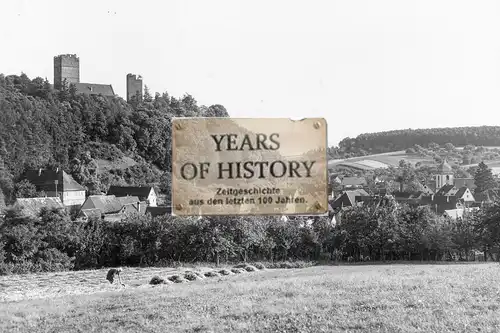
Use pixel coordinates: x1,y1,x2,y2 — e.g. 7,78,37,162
1,0,500,147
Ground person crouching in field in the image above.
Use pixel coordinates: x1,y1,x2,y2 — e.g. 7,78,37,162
106,268,125,286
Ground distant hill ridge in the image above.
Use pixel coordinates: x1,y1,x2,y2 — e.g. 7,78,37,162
330,125,500,159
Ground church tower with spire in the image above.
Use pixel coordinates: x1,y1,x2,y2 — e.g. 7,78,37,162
435,158,454,190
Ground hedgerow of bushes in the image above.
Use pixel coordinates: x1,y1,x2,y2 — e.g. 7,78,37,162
2,196,500,275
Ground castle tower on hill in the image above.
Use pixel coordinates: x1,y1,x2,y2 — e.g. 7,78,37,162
435,158,454,190
126,73,143,102
54,54,80,90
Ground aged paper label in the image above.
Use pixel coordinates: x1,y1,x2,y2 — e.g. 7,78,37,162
171,118,328,216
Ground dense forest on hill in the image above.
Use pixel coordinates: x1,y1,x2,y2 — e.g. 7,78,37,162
0,73,229,205
328,126,500,159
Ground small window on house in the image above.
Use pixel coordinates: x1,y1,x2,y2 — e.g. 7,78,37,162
446,175,449,181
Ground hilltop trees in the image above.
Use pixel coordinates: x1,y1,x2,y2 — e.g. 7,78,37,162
332,127,500,159
0,73,229,204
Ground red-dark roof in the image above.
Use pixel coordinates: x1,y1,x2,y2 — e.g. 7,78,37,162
117,196,142,205
23,169,85,192
331,189,369,209
78,208,102,219
454,187,467,199
341,177,367,186
436,184,457,196
73,83,115,97
146,206,171,217
78,195,145,218
107,186,154,199
80,195,138,214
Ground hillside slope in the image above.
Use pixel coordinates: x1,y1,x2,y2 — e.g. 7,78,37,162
328,143,500,175
330,126,500,159
0,73,229,205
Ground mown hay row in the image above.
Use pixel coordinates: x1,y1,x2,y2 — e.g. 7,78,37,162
146,263,267,288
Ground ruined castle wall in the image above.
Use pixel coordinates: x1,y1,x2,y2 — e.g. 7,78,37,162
126,73,143,102
54,54,80,89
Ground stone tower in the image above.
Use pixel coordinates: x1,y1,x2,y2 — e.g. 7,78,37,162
54,54,80,90
435,158,454,190
126,73,143,102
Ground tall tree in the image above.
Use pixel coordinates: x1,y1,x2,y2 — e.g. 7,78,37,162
143,85,152,102
13,179,43,199
0,187,5,212
474,162,497,193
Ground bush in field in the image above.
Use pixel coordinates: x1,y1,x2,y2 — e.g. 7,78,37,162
231,268,245,274
253,262,266,270
167,275,186,283
183,271,200,281
149,276,166,285
204,271,220,278
244,265,257,272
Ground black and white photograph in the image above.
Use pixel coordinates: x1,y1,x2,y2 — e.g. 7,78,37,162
1,0,500,332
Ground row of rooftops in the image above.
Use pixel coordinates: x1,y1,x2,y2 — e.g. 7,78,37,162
328,158,481,211
332,174,476,191
22,168,157,195
11,195,169,221
329,182,488,216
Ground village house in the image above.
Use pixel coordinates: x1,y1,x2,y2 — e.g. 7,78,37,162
77,195,147,222
370,177,391,196
443,207,480,220
145,206,172,217
340,177,367,190
107,186,158,207
329,190,394,225
432,185,475,214
12,197,65,219
421,184,435,196
22,168,86,208
329,173,341,184
330,188,370,210
392,191,433,207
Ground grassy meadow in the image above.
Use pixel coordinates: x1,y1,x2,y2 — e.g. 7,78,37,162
1,263,500,332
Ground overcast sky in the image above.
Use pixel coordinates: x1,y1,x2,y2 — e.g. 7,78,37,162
2,0,500,146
